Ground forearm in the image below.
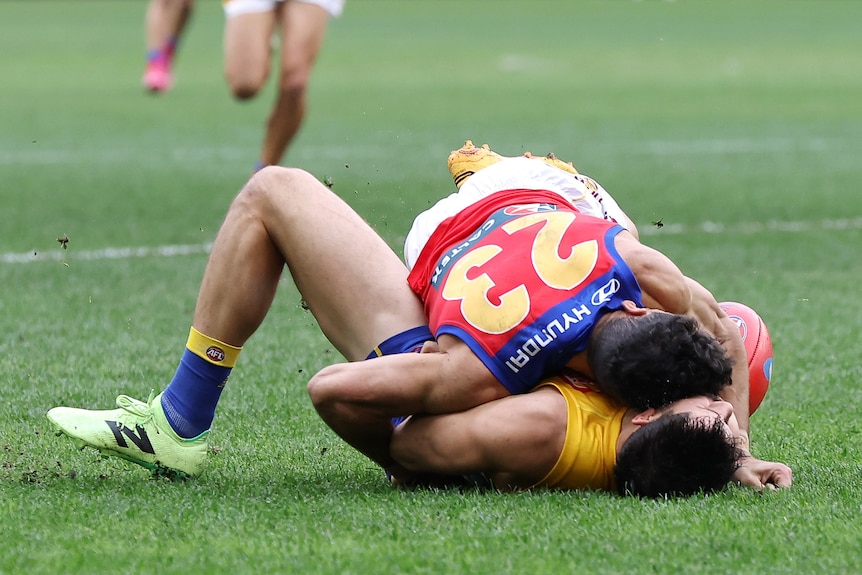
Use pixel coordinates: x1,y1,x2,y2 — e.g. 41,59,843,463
391,388,563,487
685,280,751,446
391,415,482,474
307,358,429,470
718,316,751,450
307,347,511,471
307,352,478,469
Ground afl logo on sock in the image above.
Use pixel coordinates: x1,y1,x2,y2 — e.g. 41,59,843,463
206,346,226,362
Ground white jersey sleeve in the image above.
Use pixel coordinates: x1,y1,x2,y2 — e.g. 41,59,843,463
404,157,630,269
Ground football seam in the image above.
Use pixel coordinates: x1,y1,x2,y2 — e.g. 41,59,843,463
748,317,764,368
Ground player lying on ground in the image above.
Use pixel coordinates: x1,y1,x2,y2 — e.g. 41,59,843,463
387,365,790,496
48,144,781,489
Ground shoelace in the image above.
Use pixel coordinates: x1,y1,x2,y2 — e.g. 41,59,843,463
114,391,157,426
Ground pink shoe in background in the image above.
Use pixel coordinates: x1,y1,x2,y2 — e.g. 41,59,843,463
143,58,173,94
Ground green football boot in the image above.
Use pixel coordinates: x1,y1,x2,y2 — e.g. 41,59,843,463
47,391,208,479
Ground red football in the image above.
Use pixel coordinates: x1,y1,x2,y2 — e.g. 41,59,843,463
718,301,773,415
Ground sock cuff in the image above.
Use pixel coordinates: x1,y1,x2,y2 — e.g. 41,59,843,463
186,326,242,368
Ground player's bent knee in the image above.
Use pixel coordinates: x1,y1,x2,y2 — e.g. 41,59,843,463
230,167,330,230
225,71,267,100
232,87,258,101
245,166,311,196
233,167,299,211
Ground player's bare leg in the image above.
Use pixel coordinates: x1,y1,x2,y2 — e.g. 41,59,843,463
258,2,330,167
223,8,275,100
143,0,193,93
195,166,426,359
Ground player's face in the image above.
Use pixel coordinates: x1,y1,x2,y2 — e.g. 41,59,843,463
661,395,740,439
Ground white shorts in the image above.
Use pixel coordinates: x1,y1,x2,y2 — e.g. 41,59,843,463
403,156,630,269
223,0,344,18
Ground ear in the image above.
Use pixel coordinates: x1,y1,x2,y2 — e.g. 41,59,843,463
621,300,649,316
631,408,658,426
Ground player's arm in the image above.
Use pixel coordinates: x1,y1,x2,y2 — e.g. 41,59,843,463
683,277,751,447
654,278,773,488
307,344,507,471
390,387,565,490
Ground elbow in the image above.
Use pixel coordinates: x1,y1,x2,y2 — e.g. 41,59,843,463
307,364,345,416
307,362,381,423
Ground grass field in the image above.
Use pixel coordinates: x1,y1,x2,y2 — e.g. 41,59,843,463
2,1,861,573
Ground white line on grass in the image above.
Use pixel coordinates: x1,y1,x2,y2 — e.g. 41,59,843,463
643,137,830,156
0,243,213,264
0,137,850,166
637,217,862,237
2,218,861,265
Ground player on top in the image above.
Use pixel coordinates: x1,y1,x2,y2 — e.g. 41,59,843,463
311,141,750,471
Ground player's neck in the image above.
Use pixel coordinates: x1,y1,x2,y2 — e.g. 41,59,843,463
565,354,593,379
616,408,642,453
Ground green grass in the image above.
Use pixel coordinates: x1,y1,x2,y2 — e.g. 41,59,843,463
2,1,862,573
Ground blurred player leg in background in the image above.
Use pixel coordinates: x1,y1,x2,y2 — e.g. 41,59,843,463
143,0,194,93
223,0,344,171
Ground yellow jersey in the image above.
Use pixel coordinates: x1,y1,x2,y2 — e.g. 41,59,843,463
531,375,626,491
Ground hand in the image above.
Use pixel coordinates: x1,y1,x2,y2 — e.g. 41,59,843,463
732,455,793,491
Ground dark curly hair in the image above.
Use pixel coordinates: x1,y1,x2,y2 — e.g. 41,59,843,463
614,413,743,498
587,312,733,409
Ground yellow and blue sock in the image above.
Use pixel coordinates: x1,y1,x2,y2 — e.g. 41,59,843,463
160,327,241,439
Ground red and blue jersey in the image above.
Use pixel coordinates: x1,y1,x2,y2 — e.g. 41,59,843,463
408,189,643,394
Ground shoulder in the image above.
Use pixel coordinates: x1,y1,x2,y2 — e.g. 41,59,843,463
613,232,692,313
526,384,570,440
